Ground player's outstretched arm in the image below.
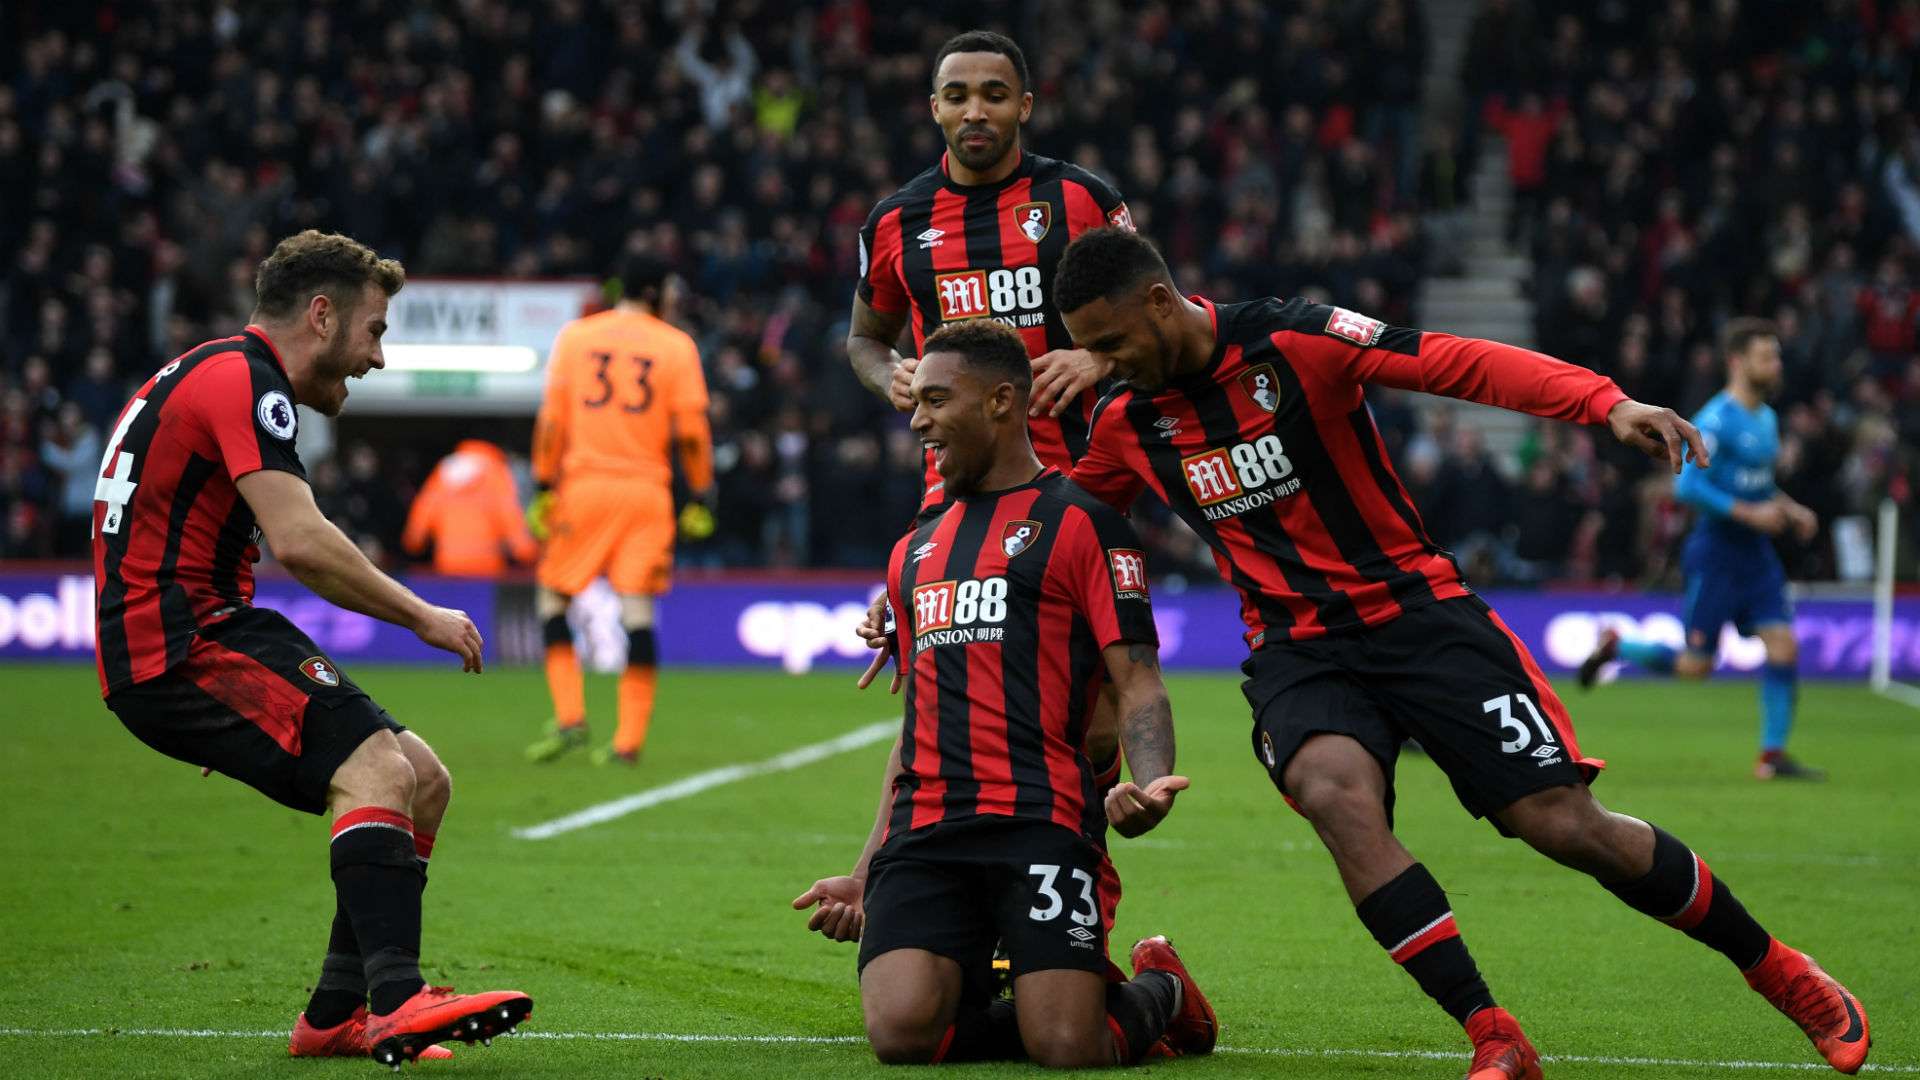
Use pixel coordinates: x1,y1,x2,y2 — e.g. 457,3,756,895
1101,640,1189,838
791,732,904,942
237,470,483,673
847,294,915,412
1604,399,1711,475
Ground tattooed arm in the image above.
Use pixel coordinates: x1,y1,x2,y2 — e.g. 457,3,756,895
846,294,915,411
1101,639,1189,837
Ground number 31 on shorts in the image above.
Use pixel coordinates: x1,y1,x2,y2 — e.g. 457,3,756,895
1027,863,1100,927
1484,692,1558,755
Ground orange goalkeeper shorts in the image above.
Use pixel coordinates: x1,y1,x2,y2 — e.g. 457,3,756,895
535,478,675,597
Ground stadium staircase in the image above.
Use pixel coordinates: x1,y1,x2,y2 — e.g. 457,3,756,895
1414,0,1535,457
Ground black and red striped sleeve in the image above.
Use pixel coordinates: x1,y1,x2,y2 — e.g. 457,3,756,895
856,200,910,315
185,356,308,482
1054,503,1157,649
1061,164,1134,235
1067,391,1149,510
1276,301,1628,424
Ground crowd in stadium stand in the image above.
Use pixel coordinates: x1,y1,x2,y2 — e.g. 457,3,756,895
1,1,1915,590
1444,0,1920,585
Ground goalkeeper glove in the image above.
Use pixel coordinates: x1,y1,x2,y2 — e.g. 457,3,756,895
527,486,554,541
678,490,716,541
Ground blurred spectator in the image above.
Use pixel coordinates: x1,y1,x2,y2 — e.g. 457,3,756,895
402,439,537,577
37,401,98,556
1,1,1910,583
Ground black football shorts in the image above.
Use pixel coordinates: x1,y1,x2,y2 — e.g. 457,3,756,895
859,817,1116,989
1241,595,1603,832
107,606,404,815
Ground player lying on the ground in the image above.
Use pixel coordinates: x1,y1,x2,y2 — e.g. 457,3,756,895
1579,318,1825,780
92,230,532,1069
1044,227,1870,1078
793,320,1215,1066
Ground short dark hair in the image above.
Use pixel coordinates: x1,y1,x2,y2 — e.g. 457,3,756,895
932,30,1029,93
1054,227,1171,314
253,230,404,319
922,319,1031,392
1721,316,1777,358
616,250,674,307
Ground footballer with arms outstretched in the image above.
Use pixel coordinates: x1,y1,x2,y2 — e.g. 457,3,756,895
1048,227,1871,1078
795,320,1215,1066
93,231,532,1068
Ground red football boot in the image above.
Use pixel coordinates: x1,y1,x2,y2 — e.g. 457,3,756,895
364,986,533,1069
1744,939,1870,1074
1465,1007,1542,1080
289,1007,452,1060
1129,936,1217,1055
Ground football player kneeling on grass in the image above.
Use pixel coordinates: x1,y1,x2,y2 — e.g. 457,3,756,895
793,319,1216,1066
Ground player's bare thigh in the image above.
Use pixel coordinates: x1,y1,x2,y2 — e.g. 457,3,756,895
328,729,415,817
1012,968,1113,1067
859,948,965,1064
1281,733,1413,901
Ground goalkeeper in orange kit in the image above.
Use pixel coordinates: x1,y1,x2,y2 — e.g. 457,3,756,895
526,253,715,765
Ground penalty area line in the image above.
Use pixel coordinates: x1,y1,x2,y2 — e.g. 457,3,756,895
0,1028,1910,1072
510,719,896,841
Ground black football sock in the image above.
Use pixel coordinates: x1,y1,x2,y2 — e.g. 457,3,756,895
1356,864,1496,1025
330,807,426,1015
930,998,1025,1062
1601,823,1772,970
1105,971,1180,1063
303,901,367,1028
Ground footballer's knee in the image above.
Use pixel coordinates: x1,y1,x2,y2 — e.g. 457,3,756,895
332,731,416,813
1284,739,1389,834
1501,784,1623,870
1023,1023,1111,1069
1762,633,1797,666
864,1009,946,1065
412,753,452,820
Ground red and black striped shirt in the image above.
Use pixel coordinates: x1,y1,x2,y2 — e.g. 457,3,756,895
1071,297,1627,647
858,150,1133,499
93,326,308,696
883,470,1156,843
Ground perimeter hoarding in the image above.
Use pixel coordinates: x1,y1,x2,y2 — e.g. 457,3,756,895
2,572,1914,679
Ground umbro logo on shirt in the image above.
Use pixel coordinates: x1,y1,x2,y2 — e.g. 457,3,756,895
917,228,946,249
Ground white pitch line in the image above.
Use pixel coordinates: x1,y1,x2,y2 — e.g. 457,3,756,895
0,1027,1909,1073
510,720,896,841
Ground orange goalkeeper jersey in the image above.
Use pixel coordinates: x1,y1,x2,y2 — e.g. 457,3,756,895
532,307,713,492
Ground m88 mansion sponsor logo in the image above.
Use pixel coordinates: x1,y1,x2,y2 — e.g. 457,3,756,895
934,266,1048,329
1180,434,1303,521
911,577,1009,648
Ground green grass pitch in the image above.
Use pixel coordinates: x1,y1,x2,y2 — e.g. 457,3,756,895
1,660,1914,1078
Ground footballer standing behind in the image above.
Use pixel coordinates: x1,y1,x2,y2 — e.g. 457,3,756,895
795,320,1215,1066
524,253,715,767
92,231,531,1068
847,26,1140,931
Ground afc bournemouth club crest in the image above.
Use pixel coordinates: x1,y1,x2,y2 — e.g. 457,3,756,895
1012,201,1051,243
1239,364,1281,413
1002,520,1042,558
299,656,340,687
